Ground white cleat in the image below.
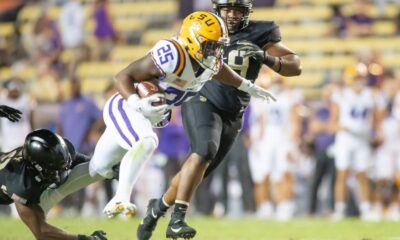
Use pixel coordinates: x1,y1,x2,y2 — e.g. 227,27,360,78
103,200,137,219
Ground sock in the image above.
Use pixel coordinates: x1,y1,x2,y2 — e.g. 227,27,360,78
171,200,189,222
360,201,371,215
114,138,156,202
335,202,345,214
159,196,171,212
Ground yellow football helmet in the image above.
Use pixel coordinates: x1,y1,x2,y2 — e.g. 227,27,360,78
179,11,229,73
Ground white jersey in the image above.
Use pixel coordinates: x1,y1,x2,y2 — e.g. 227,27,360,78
394,92,400,121
332,87,383,138
263,89,302,141
0,94,35,151
103,38,218,149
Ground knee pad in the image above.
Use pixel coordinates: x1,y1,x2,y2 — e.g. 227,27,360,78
196,140,218,161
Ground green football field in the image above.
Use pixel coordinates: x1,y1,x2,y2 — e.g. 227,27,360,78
1,216,400,240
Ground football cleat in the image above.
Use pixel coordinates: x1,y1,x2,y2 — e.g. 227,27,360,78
137,199,166,240
166,219,196,239
103,199,136,219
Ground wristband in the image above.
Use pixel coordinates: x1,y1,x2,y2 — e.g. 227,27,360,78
263,54,276,67
277,57,283,73
238,78,253,92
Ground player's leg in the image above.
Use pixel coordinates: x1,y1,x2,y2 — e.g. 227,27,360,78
101,93,159,218
39,162,104,214
355,145,373,220
104,136,158,218
275,145,295,221
137,97,222,240
333,137,351,220
248,142,273,218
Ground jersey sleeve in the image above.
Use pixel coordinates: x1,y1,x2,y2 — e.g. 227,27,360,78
253,21,282,47
149,39,186,78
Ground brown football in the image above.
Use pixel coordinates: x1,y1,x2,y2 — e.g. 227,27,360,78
135,81,166,106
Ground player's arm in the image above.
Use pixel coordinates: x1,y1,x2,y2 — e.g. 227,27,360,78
15,201,107,240
328,102,340,133
262,41,302,77
114,54,162,100
214,63,276,101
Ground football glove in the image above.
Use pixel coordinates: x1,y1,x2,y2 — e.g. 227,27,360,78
238,79,277,103
237,41,276,67
127,94,169,124
0,105,22,122
78,230,107,240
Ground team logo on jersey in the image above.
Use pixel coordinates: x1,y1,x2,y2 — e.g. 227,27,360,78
172,78,188,88
199,96,207,102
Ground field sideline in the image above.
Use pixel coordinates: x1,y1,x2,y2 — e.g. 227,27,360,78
1,217,399,240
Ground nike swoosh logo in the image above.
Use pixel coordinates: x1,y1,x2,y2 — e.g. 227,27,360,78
171,227,182,233
151,208,157,218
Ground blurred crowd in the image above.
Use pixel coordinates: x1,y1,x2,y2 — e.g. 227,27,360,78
0,0,400,222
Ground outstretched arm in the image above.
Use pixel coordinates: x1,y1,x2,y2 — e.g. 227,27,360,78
16,201,107,240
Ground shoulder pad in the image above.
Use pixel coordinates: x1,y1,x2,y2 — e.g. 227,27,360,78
150,39,186,77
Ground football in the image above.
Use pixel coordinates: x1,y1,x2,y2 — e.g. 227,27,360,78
135,80,166,106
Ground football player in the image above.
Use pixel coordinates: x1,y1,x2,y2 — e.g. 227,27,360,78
88,10,276,220
0,129,106,240
137,1,302,239
330,65,384,220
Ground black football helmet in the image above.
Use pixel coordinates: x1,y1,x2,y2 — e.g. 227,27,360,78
23,129,73,188
212,0,253,33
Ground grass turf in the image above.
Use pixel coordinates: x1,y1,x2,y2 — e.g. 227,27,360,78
0,216,399,240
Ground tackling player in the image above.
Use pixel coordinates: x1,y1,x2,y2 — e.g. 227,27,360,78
0,128,106,240
137,1,302,239
88,10,275,220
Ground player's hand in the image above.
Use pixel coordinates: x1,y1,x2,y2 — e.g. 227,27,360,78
128,94,169,123
78,230,107,240
237,41,265,63
238,79,276,102
0,105,22,122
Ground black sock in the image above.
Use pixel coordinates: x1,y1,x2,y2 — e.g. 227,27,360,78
171,202,188,222
158,197,170,212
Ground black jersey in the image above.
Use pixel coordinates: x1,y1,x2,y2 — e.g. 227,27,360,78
0,139,86,205
200,21,281,114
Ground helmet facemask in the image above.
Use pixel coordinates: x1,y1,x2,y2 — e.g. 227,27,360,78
193,35,229,73
213,1,252,33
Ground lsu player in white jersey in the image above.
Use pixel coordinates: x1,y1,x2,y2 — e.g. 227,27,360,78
88,11,276,218
248,75,303,220
330,65,385,220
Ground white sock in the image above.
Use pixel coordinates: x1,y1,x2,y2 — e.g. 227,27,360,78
335,202,346,214
360,201,371,215
113,138,157,202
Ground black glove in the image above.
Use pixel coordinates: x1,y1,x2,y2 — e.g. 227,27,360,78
78,230,108,240
236,41,276,67
0,105,22,122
